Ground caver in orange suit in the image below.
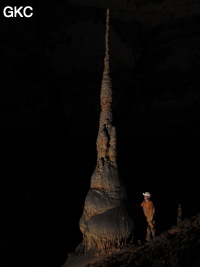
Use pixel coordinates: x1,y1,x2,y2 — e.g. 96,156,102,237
141,198,156,241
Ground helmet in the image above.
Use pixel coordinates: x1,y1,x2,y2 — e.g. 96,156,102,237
143,192,151,197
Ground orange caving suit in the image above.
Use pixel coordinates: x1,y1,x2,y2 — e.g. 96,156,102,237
141,200,155,240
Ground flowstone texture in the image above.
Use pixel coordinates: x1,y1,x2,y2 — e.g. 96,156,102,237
62,9,135,267
79,163,134,252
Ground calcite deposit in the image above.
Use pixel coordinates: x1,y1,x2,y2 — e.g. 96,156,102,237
79,9,134,253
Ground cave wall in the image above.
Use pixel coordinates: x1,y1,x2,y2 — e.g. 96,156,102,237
0,1,200,266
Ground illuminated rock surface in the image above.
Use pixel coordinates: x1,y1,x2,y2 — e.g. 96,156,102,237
1,1,200,267
64,213,200,267
62,10,135,267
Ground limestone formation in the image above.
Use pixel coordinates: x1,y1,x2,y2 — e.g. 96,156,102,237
79,9,135,253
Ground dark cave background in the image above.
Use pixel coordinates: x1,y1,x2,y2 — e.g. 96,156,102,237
0,0,200,266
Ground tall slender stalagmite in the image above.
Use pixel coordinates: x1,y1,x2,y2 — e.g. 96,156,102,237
79,9,135,253
96,8,117,176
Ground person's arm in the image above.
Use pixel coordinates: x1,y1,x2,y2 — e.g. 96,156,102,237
147,202,155,223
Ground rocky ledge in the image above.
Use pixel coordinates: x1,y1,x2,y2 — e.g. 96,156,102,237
64,212,200,267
